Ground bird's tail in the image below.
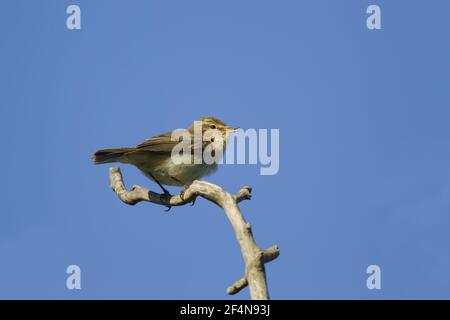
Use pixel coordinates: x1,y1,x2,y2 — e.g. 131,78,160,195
91,148,135,164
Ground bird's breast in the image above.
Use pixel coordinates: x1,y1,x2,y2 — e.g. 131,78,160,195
142,156,218,186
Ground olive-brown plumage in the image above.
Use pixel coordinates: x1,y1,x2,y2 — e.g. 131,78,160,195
92,117,237,193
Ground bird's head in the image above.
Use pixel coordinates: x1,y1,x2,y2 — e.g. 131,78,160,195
188,116,239,142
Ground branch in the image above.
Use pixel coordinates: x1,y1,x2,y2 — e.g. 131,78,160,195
108,167,280,300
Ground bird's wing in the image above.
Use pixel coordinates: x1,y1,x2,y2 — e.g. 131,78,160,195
135,132,180,153
136,130,207,153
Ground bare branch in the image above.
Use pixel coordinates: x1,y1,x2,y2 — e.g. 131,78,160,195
234,186,252,203
262,245,280,263
108,167,279,300
227,277,248,295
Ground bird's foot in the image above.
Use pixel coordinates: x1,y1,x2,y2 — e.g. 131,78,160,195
159,190,173,212
180,184,196,206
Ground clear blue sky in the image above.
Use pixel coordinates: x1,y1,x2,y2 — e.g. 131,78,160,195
0,0,449,299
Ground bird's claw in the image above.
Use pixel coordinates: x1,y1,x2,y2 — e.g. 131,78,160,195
180,185,196,206
159,191,173,213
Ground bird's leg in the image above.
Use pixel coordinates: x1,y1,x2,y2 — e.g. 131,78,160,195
148,172,172,211
161,190,172,212
157,181,171,196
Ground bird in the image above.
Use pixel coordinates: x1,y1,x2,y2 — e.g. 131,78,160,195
92,116,238,198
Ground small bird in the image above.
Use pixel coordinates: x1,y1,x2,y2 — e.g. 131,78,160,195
92,116,238,197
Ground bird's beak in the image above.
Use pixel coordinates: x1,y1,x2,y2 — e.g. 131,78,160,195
227,126,239,133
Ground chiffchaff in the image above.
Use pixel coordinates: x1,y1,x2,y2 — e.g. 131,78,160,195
92,116,238,195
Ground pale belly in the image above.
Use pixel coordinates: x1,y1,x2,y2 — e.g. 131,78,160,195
139,156,218,186
124,150,219,186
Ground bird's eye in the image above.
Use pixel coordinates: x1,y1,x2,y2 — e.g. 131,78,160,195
211,125,216,129
211,137,215,142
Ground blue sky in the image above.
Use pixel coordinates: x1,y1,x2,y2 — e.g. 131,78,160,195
0,0,449,299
